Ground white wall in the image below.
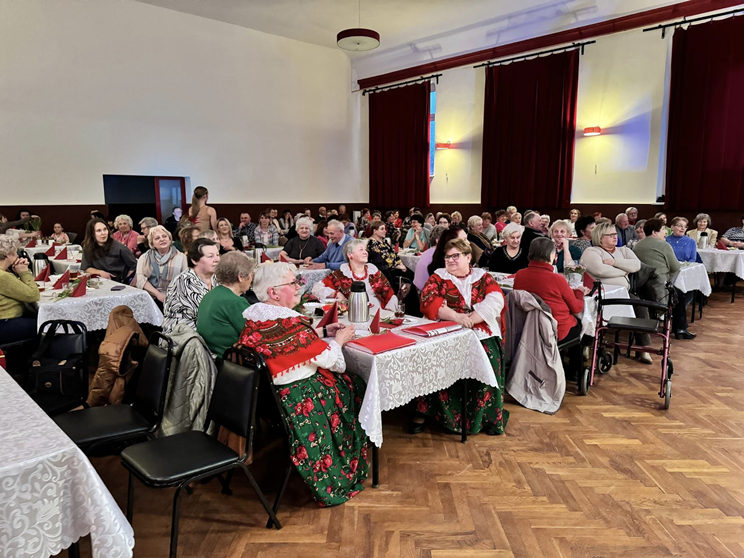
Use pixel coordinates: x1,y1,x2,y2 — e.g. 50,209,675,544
0,0,363,205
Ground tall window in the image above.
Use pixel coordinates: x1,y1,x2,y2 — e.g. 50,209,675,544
429,89,436,177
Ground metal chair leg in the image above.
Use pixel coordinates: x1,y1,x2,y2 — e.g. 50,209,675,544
68,542,80,558
220,469,234,495
169,487,183,558
372,445,380,488
126,472,134,523
241,465,282,530
266,462,293,528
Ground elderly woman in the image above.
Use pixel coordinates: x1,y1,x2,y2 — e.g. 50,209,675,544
514,237,589,342
666,217,697,262
197,251,255,356
424,213,436,229
570,216,596,254
481,213,496,240
540,214,551,235
402,213,429,252
176,224,200,254
0,236,39,343
627,219,646,249
51,223,70,244
215,217,243,254
466,215,493,267
82,218,137,282
721,215,744,248
280,217,326,263
416,239,508,436
254,212,279,246
135,225,188,304
488,223,527,274
511,212,523,226
312,239,398,313
550,220,582,272
112,215,140,256
451,211,463,226
567,209,581,236
238,262,367,506
437,213,452,227
687,213,718,248
161,239,220,335
580,220,652,363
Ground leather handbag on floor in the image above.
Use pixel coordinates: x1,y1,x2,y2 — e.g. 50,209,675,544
29,321,86,396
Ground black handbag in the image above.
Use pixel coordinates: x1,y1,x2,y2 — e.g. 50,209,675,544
29,321,87,396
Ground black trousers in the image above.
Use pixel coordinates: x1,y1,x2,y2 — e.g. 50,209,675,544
560,321,583,379
672,289,693,331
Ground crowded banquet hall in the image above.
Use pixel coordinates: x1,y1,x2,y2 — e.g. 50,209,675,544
4,1,744,557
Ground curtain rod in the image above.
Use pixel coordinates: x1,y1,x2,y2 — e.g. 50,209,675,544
473,40,595,69
362,74,441,96
643,6,744,38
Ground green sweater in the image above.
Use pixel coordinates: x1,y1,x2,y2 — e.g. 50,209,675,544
0,268,40,319
632,237,680,281
196,285,249,357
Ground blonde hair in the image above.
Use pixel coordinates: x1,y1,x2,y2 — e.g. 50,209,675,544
147,225,173,249
0,236,20,260
444,238,472,256
467,215,483,231
591,220,616,246
549,220,570,236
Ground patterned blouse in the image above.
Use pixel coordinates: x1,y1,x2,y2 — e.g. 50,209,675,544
367,238,403,269
253,225,280,246
162,268,217,335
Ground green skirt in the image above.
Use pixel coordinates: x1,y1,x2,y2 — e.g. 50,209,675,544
276,371,369,507
416,336,509,435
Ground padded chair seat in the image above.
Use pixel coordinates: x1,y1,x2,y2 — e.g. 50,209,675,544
54,405,151,447
121,430,240,486
607,317,660,333
31,391,85,417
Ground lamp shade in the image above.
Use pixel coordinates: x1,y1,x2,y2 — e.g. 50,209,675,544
583,126,601,136
337,28,380,51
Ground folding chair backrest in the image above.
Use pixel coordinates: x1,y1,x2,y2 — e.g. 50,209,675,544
133,332,174,426
38,320,87,360
207,357,261,441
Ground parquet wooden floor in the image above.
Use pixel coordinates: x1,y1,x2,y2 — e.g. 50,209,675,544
65,291,744,558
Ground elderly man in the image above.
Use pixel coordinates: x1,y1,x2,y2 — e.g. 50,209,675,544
306,220,352,270
236,212,257,241
615,213,638,247
519,211,546,252
625,207,639,226
137,217,159,255
318,206,328,220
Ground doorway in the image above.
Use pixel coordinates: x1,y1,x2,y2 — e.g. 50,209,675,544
103,175,186,225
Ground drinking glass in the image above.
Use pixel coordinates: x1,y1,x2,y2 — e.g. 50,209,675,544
394,302,405,319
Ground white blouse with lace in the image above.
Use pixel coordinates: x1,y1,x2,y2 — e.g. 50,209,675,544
310,263,398,313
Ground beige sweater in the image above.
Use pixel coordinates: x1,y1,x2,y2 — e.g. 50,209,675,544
579,246,640,289
0,268,40,319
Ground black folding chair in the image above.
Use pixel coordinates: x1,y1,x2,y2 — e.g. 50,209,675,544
53,332,174,455
120,356,281,558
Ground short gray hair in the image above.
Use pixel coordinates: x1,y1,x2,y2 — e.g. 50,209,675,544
252,262,297,302
215,251,256,285
114,214,134,229
693,213,712,227
326,219,344,232
139,217,158,228
501,222,523,241
615,213,628,224
0,236,20,260
467,215,482,230
625,206,638,214
635,219,647,231
528,237,556,263
523,211,540,226
295,217,314,231
343,238,367,261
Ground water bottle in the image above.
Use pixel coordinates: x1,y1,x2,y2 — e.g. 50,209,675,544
698,232,708,250
347,281,369,324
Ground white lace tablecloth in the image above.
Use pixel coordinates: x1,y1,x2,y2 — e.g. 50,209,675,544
580,284,635,337
698,248,744,281
342,318,497,447
398,252,421,272
674,262,712,296
36,279,163,331
300,268,331,294
0,368,134,558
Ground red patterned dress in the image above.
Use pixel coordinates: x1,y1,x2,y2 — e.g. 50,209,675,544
312,263,397,312
417,268,509,435
238,303,369,507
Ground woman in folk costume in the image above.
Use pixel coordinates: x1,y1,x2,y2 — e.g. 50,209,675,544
311,238,398,312
238,263,369,506
415,239,509,435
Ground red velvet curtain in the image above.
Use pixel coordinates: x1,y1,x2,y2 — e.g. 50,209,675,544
369,81,430,208
666,17,744,211
481,50,579,209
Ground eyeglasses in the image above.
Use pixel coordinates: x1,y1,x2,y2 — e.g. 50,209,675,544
602,233,618,238
444,253,463,262
272,277,306,289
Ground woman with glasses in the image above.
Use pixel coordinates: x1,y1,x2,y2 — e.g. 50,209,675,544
413,239,509,436
312,239,398,313
237,262,369,507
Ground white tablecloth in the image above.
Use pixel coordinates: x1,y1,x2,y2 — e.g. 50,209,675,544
265,247,282,260
300,268,331,294
698,248,744,281
50,259,82,274
581,284,635,337
398,252,421,273
0,368,134,558
342,316,497,447
24,244,82,257
674,262,712,296
36,279,163,331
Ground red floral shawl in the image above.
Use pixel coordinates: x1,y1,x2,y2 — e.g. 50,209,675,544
322,266,394,308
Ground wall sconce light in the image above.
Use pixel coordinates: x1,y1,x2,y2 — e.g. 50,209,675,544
435,141,452,150
583,126,601,136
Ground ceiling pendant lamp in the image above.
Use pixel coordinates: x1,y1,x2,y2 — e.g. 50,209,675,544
337,0,380,51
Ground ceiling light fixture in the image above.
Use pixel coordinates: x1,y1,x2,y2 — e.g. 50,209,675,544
337,0,380,51
583,126,601,136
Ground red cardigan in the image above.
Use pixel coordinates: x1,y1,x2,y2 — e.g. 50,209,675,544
513,261,585,341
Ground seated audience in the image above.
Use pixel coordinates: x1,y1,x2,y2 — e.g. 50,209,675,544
437,213,452,227
467,215,493,267
280,217,326,263
654,212,672,236
451,211,463,225
341,214,357,237
570,216,595,254
494,210,508,235
540,214,551,235
505,206,517,223
82,218,137,282
481,212,497,240
278,209,294,236
314,220,329,248
511,212,523,225
137,217,158,256
0,236,39,343
164,206,182,235
135,225,188,304
424,213,436,230
413,225,448,291
520,212,545,253
197,251,255,356
403,213,429,252
51,223,70,244
550,220,582,272
161,239,220,335
312,239,398,313
112,215,140,256
268,208,282,234
567,208,581,236
177,224,200,254
427,225,468,276
626,206,639,226
687,213,717,248
416,239,508,436
615,213,637,247
307,220,352,270
236,212,257,243
488,223,527,274
216,217,243,253
383,211,401,245
317,206,328,221
513,237,588,342
366,220,414,285
358,208,372,231
721,215,744,248
254,212,279,246
633,218,695,340
0,212,39,238
627,219,646,249
16,209,37,232
238,262,368,506
667,217,697,262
